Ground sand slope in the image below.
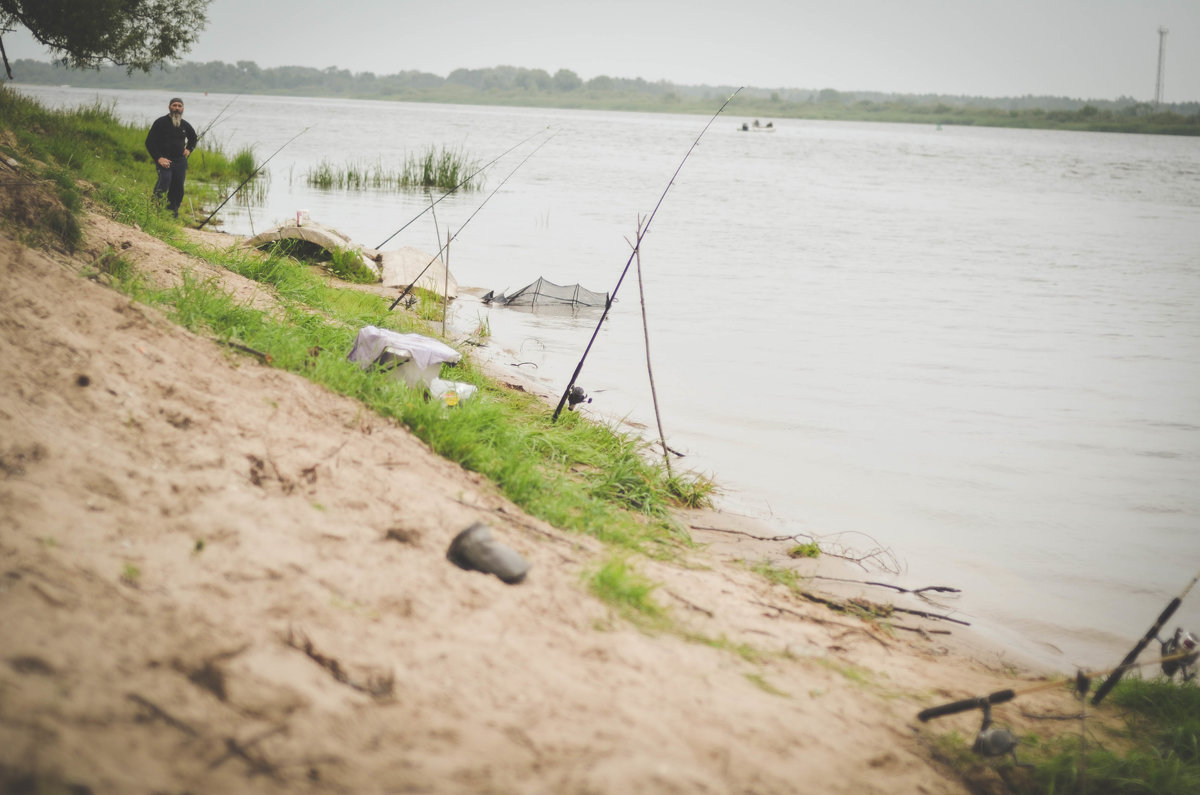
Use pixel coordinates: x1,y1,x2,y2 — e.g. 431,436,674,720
0,212,1080,794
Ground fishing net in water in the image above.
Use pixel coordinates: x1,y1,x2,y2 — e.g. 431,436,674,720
484,277,608,309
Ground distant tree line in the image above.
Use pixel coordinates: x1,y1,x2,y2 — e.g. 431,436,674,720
6,59,1198,135
6,58,674,97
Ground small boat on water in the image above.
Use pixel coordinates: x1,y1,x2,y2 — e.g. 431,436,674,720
739,120,776,132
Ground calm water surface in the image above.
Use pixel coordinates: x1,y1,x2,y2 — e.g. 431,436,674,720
17,85,1200,670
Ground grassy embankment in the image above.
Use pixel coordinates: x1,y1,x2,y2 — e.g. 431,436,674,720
0,84,713,624
4,86,1198,795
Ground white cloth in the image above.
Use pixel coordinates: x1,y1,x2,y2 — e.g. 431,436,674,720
347,326,461,369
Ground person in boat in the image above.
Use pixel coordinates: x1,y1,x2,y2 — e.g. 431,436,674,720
144,97,197,218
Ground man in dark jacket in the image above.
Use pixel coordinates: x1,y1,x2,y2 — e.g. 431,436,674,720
144,97,198,217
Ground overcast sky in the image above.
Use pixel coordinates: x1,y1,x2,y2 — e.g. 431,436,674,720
5,0,1198,101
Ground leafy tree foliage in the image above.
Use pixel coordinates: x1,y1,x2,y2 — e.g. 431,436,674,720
0,0,211,74
552,69,582,92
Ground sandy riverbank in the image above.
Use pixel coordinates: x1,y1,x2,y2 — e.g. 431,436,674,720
0,211,1092,793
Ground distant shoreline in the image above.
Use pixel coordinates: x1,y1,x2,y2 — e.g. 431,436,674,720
7,58,1199,137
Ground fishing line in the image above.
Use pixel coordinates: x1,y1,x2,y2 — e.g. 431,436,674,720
195,93,241,145
196,126,311,230
428,189,442,252
388,131,558,310
551,87,743,421
630,216,672,477
1090,567,1200,705
375,126,552,250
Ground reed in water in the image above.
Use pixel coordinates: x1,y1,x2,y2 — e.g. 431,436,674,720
305,145,481,192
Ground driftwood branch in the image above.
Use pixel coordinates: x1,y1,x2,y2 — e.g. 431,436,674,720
284,627,394,701
219,339,273,364
890,625,952,636
790,589,969,627
810,574,961,601
208,725,286,775
751,598,891,650
126,692,198,736
690,524,797,542
690,524,901,574
888,605,970,626
665,589,715,617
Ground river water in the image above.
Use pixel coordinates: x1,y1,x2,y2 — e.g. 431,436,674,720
14,84,1200,672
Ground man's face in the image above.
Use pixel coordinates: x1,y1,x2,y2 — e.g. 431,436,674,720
169,101,184,114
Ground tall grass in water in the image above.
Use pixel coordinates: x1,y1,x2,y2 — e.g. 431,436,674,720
231,146,256,179
306,159,389,190
399,145,478,190
305,147,481,192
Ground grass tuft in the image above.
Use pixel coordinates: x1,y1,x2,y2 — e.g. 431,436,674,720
788,542,821,559
587,557,669,629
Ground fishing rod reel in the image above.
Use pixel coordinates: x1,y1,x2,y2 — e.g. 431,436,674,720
566,385,591,411
1159,627,1198,681
971,699,1023,764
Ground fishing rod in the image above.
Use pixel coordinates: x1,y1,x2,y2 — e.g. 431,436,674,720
195,93,241,145
1090,567,1200,705
917,646,1198,723
388,131,558,310
196,126,310,230
375,127,552,250
550,87,743,421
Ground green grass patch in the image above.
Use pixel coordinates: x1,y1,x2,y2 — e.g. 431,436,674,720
788,542,821,559
929,678,1200,794
90,246,150,296
587,557,669,628
744,672,790,697
749,559,806,593
328,246,377,283
683,632,770,665
257,238,379,284
305,147,481,192
814,656,876,689
231,146,256,178
120,563,142,586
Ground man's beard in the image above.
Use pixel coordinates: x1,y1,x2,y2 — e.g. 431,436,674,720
170,110,182,127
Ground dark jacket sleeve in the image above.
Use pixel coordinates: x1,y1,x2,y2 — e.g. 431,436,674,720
145,117,163,159
184,120,198,152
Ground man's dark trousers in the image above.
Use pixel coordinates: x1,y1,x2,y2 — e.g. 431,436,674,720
154,157,188,215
